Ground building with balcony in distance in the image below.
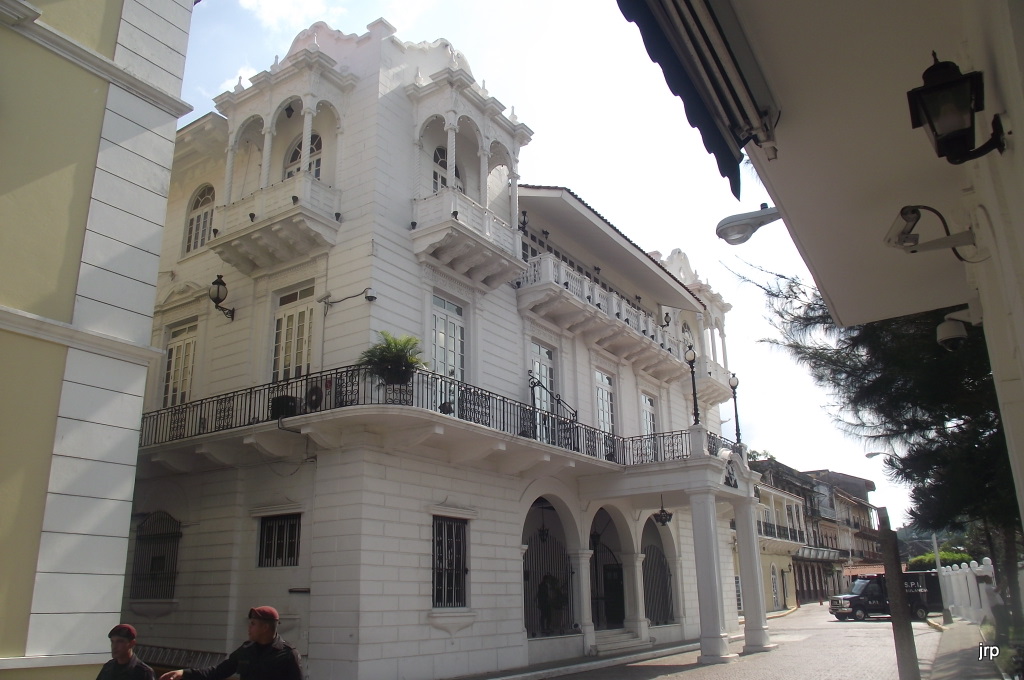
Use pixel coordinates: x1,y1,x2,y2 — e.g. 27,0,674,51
749,460,862,604
124,19,777,679
807,470,883,576
0,2,194,678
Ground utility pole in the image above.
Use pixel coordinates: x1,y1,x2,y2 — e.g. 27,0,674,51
879,507,920,680
932,532,953,624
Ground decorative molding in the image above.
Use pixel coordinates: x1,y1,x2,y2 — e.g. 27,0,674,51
428,503,478,520
425,264,473,301
259,253,328,294
250,502,304,517
0,304,160,365
3,6,192,118
427,609,477,637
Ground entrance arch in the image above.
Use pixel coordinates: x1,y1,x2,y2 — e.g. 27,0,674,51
589,508,627,630
522,497,576,637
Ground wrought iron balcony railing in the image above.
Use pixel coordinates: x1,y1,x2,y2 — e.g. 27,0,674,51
756,521,806,543
140,366,736,464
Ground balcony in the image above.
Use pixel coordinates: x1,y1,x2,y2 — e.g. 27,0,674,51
516,254,687,382
411,188,526,290
210,174,342,275
140,366,737,475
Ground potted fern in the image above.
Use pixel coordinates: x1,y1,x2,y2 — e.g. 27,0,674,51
357,331,427,385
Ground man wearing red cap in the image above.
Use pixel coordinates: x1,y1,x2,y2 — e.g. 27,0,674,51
158,606,302,680
96,624,155,680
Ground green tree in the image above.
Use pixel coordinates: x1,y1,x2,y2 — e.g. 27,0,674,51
747,268,1021,622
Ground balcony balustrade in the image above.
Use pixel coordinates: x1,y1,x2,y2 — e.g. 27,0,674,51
411,188,526,289
755,521,806,544
516,255,688,382
140,366,737,465
211,173,342,274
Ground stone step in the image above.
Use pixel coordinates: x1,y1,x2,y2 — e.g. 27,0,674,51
592,629,653,655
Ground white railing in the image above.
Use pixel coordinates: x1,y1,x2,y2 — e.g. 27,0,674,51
413,188,517,255
520,254,683,355
218,174,340,233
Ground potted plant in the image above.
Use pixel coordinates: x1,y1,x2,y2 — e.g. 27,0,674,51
357,331,427,384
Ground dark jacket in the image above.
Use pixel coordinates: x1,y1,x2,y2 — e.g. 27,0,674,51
184,635,302,680
96,654,156,680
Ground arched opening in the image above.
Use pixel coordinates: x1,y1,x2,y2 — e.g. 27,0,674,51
285,132,323,180
589,508,625,630
640,519,674,625
522,497,576,637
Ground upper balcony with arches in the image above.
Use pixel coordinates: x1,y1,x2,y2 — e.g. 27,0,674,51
204,36,359,275
406,60,534,291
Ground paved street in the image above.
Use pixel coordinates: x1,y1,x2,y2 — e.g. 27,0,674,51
559,605,943,680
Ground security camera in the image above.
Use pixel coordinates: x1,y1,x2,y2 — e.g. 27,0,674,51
364,287,377,302
316,292,333,304
936,318,968,352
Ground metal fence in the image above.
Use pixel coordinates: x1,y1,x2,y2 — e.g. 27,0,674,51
140,366,714,465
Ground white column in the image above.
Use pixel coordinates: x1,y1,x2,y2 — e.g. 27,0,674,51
623,552,650,642
301,107,314,174
509,167,520,227
260,126,274,189
223,139,236,204
478,149,489,205
445,117,457,184
690,491,738,664
569,550,596,653
734,497,775,653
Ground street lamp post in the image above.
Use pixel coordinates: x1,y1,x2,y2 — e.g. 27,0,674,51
729,373,741,444
685,345,699,425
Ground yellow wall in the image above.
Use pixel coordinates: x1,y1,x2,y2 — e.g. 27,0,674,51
31,0,124,58
0,332,67,657
0,32,106,324
0,665,102,680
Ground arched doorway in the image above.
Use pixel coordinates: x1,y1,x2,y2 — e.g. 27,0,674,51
522,497,576,637
589,508,625,630
641,519,674,625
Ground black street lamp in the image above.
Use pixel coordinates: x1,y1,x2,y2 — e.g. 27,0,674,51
684,345,699,425
729,373,741,444
208,274,235,321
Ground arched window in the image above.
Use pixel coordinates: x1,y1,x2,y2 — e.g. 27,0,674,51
184,185,214,254
432,146,463,193
285,133,322,180
130,511,182,599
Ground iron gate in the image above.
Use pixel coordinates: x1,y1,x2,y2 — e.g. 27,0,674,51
642,544,674,625
523,534,576,637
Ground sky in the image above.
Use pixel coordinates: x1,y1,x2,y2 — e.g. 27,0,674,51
179,0,913,526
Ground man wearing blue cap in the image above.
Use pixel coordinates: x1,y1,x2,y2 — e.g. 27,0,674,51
158,606,302,680
97,624,155,680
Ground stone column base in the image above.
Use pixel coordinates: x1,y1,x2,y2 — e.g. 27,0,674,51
698,653,740,664
742,643,779,654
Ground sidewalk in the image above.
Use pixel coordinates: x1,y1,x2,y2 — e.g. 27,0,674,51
927,617,1004,680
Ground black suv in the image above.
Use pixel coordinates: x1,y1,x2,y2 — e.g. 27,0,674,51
829,571,941,621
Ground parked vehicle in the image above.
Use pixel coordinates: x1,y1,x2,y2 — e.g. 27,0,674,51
829,571,942,621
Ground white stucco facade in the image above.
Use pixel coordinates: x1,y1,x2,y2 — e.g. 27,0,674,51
125,19,771,679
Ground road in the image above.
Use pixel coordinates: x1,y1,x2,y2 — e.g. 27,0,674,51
559,604,942,680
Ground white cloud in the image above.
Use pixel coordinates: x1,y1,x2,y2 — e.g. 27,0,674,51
238,0,349,34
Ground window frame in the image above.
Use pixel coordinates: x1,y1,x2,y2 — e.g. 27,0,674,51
272,285,316,382
285,133,323,180
258,513,301,568
432,515,468,608
183,185,215,255
130,511,182,600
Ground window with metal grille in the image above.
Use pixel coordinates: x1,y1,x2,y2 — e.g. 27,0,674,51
259,514,301,567
735,575,743,613
433,516,468,608
130,511,182,599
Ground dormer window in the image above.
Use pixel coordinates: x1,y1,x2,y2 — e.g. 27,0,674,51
285,133,322,180
184,185,215,254
432,146,463,193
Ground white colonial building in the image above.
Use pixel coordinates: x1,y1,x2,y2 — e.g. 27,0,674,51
124,19,771,679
